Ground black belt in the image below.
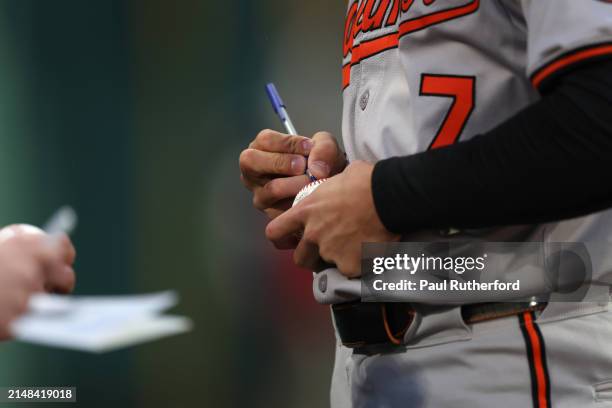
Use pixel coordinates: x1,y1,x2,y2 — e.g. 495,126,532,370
332,301,546,349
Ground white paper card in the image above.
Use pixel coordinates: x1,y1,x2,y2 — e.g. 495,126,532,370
11,291,192,353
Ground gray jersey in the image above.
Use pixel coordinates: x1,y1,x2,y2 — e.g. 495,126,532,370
313,0,612,304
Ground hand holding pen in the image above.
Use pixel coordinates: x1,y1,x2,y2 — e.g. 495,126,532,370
0,207,77,338
238,83,347,219
265,83,317,182
265,83,347,182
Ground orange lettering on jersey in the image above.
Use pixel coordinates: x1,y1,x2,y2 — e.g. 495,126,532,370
343,0,480,89
353,1,368,39
402,0,416,12
386,0,401,26
363,0,390,31
343,2,359,58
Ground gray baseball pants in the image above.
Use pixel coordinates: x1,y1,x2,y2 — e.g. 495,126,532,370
330,301,612,408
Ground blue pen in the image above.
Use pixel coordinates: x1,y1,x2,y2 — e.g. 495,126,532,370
266,83,316,182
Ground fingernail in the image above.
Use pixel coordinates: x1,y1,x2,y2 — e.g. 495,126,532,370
291,157,305,173
309,161,330,178
302,139,313,154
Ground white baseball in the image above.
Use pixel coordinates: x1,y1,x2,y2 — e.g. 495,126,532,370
292,179,327,207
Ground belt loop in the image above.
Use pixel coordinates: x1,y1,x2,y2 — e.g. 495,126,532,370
406,304,472,348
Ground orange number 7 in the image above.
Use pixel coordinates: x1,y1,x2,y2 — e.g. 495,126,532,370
420,74,476,150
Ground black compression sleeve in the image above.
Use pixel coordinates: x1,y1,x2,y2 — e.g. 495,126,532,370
371,58,612,233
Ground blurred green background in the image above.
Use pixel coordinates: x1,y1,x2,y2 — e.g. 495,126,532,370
0,1,345,406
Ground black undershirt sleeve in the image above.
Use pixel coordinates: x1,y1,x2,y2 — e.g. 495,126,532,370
371,58,612,233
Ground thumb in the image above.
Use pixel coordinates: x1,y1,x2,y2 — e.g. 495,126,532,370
307,132,346,179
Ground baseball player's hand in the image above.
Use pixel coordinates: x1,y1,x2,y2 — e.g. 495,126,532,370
0,225,76,340
240,129,347,219
265,161,400,277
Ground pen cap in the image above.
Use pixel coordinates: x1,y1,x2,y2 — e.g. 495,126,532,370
265,83,288,121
